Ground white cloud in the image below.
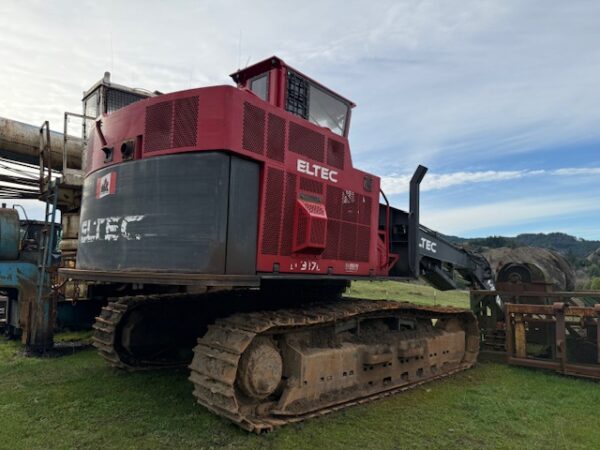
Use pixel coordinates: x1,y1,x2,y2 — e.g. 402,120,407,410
553,168,600,176
381,167,600,194
382,169,528,194
422,194,598,236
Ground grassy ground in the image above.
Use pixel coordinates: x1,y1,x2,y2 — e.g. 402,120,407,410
347,279,470,308
1,281,598,449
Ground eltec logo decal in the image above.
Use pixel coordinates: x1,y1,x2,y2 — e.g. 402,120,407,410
96,172,117,199
296,159,338,182
419,237,437,254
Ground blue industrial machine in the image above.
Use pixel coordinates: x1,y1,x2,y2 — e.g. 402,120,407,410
0,206,60,341
0,73,153,351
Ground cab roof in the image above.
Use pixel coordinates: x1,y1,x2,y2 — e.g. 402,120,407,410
230,56,356,108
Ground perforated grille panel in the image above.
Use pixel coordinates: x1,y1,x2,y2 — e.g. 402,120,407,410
296,213,308,247
358,195,372,226
173,97,199,148
261,168,284,255
341,190,358,222
266,113,285,162
322,220,340,259
356,225,370,261
299,177,323,194
288,122,325,162
326,185,342,220
327,138,345,169
323,186,371,262
242,102,265,154
310,217,326,244
106,89,146,113
144,101,173,152
144,96,198,152
339,222,357,260
279,173,297,256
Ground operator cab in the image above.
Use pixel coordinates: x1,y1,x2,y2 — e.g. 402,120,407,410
81,72,159,140
231,56,355,137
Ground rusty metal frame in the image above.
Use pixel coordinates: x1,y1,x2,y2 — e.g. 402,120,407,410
471,289,600,379
471,290,600,301
505,302,600,379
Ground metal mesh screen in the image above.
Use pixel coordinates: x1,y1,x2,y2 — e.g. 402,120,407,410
288,122,325,162
323,186,371,262
144,101,173,152
242,102,265,154
144,97,198,152
106,89,147,113
280,173,297,256
261,168,284,255
327,138,345,169
173,97,199,148
299,177,323,194
266,113,286,162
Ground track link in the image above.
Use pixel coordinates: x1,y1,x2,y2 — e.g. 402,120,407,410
92,294,195,370
92,297,133,369
189,298,478,432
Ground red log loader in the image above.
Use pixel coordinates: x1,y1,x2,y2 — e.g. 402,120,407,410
61,57,494,432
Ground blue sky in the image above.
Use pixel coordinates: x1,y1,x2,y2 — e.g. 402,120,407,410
1,0,599,238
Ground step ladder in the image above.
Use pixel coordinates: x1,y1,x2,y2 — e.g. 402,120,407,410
24,122,61,351
35,179,59,309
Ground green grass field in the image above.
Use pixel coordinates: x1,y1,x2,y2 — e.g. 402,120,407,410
346,279,470,308
1,281,599,449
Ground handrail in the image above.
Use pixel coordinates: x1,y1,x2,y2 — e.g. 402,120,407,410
63,112,95,172
38,121,51,192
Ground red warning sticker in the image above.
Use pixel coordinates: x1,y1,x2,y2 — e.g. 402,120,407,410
96,172,117,199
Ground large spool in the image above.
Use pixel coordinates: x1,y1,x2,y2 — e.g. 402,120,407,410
484,247,575,291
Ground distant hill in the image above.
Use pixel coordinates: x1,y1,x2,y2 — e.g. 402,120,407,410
444,232,600,258
444,232,600,288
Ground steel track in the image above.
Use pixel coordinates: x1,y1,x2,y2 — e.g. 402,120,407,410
92,294,194,370
92,295,478,431
188,298,478,432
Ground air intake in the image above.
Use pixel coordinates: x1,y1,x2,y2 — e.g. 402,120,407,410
144,96,199,152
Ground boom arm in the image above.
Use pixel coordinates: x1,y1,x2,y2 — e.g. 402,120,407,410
417,224,494,291
381,165,494,291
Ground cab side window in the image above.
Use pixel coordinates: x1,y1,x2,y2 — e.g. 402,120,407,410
250,74,269,101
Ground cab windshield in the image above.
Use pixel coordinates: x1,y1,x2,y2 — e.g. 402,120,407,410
286,71,349,136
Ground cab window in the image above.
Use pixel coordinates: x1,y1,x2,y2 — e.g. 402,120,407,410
308,84,347,136
249,74,269,101
285,70,349,136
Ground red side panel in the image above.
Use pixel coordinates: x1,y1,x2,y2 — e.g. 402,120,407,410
85,86,382,277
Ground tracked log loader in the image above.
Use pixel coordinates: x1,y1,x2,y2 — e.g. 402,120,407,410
60,57,496,432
